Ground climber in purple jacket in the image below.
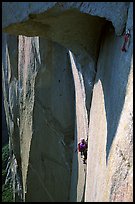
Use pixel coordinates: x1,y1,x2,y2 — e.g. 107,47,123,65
76,138,88,164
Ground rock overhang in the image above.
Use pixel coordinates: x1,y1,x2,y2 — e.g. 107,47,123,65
2,2,129,60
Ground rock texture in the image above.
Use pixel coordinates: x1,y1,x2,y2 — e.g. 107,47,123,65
85,12,133,201
2,2,129,35
2,93,9,146
2,2,133,202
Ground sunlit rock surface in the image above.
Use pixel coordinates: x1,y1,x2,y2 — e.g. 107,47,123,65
2,2,133,202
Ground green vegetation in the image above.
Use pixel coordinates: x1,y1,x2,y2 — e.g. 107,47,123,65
2,144,9,171
2,183,13,202
2,144,13,202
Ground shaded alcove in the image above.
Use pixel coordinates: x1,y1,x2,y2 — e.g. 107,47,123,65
2,7,116,202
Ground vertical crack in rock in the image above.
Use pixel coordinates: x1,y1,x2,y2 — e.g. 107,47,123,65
2,2,133,202
21,40,75,202
18,36,41,200
28,163,54,201
69,51,89,141
69,51,89,201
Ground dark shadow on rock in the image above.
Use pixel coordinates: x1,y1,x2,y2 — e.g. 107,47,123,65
25,38,76,202
69,119,79,202
2,34,23,201
95,22,132,162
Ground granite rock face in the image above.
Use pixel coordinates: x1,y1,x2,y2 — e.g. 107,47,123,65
2,2,129,35
2,93,9,146
85,8,133,200
2,2,133,202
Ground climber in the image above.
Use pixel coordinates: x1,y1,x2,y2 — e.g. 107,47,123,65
121,29,130,52
75,138,88,164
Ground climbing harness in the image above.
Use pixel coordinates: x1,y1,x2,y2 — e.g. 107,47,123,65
121,29,131,52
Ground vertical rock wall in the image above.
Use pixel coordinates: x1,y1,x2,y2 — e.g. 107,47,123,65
85,3,133,202
2,33,23,201
2,34,76,201
2,2,133,202
2,93,9,146
23,38,75,202
69,51,90,202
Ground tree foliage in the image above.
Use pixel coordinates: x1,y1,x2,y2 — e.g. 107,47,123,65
2,144,13,202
